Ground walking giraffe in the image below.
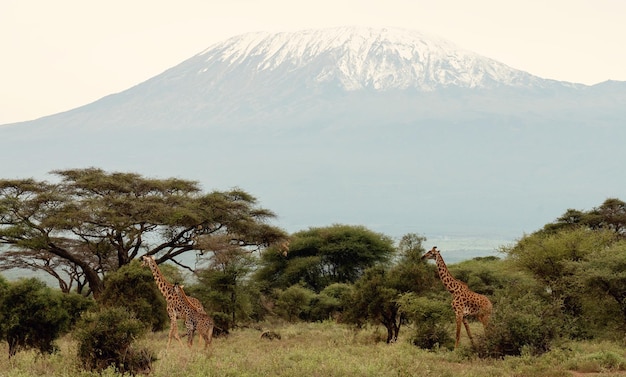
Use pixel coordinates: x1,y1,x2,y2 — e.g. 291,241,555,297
141,255,206,347
173,283,214,349
421,246,492,348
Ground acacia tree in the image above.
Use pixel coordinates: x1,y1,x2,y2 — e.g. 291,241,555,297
255,224,395,292
342,233,434,343
191,234,259,331
541,198,626,236
0,168,286,298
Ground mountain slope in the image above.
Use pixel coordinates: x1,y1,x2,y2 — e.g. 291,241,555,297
1,27,625,247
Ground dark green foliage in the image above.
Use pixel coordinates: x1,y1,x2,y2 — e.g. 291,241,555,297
60,291,95,327
0,275,7,295
449,256,506,296
478,289,561,358
191,243,258,331
74,306,155,374
0,278,74,357
309,283,353,321
398,293,455,350
99,260,169,331
275,285,316,322
504,225,626,339
256,224,395,292
541,198,626,237
343,266,402,343
387,233,435,294
336,234,434,344
569,241,626,335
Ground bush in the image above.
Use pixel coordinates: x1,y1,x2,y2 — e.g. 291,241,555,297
308,291,341,322
60,292,95,326
399,293,455,350
99,260,169,331
477,290,560,358
74,306,155,374
275,285,316,322
0,278,76,357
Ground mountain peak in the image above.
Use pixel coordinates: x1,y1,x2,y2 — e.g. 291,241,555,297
194,26,542,91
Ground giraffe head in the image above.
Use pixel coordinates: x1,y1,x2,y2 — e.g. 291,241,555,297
141,255,155,267
279,240,290,257
421,246,439,260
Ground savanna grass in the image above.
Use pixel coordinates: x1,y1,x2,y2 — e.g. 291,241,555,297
2,322,626,376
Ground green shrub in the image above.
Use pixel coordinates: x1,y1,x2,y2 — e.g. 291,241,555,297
99,260,169,331
478,291,560,358
60,292,95,326
74,306,155,374
308,291,341,321
399,293,455,350
275,285,316,322
0,278,74,357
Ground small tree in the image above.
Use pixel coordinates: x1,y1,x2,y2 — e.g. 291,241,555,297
574,241,626,330
309,283,352,322
74,307,155,374
478,290,560,358
343,266,402,343
99,260,169,331
275,285,316,322
192,234,258,330
398,293,455,349
0,278,85,357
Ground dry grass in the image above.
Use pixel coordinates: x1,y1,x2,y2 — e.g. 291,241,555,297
2,322,626,376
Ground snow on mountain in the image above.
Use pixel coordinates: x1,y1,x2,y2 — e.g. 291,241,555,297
195,26,547,91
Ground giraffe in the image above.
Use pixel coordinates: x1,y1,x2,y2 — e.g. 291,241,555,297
141,255,206,347
173,283,214,350
421,246,492,348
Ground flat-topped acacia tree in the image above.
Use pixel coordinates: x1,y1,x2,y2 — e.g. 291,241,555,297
0,168,286,299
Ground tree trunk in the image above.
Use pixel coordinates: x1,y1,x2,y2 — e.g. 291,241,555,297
50,244,104,298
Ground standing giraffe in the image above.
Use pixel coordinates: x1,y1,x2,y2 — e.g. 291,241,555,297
141,255,206,347
173,283,214,350
421,246,492,348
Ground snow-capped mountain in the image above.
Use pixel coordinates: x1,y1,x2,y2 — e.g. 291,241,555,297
198,26,546,91
5,26,588,133
1,27,625,250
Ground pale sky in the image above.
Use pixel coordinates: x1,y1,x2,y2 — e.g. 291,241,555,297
1,0,625,125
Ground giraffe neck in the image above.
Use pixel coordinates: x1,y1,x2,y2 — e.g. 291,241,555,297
177,287,194,309
434,254,465,295
147,259,173,296
174,286,194,317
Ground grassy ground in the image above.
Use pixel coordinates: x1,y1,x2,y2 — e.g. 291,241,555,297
2,322,626,376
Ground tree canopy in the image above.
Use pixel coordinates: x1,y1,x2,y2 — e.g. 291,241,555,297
255,224,395,292
0,168,286,298
541,198,626,236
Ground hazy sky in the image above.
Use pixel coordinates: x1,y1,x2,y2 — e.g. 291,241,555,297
2,0,625,125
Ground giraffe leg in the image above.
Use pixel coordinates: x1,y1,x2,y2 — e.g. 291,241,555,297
478,313,490,329
166,307,183,348
187,329,194,347
168,317,183,348
462,318,476,347
455,315,463,348
185,318,195,347
203,324,214,350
